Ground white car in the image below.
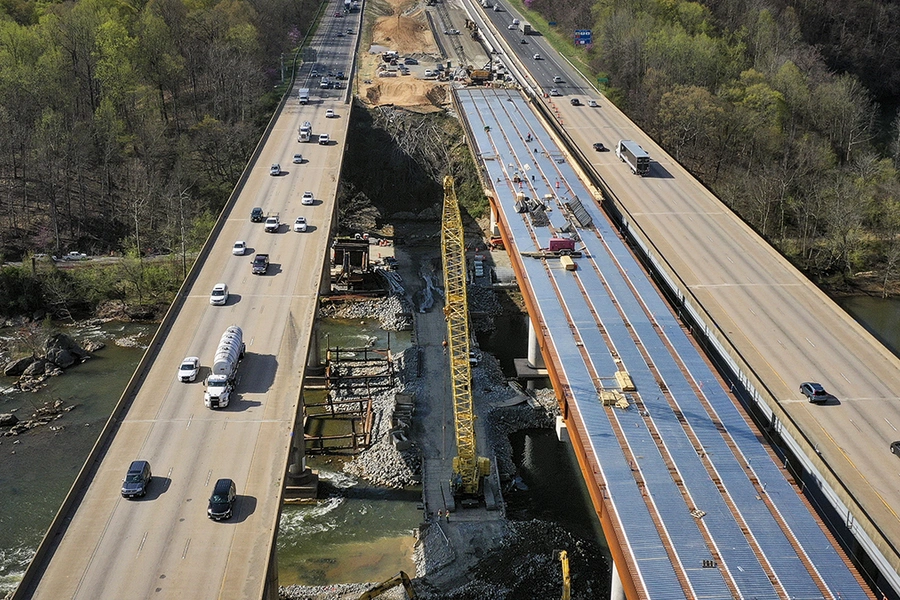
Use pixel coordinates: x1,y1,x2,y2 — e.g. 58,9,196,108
293,153,303,164
325,109,335,118
549,88,560,96
301,191,314,205
553,75,563,83
178,356,200,382
232,241,246,255
318,133,330,145
588,99,598,107
270,163,281,176
533,53,541,60
210,282,229,305
294,216,308,232
424,69,434,77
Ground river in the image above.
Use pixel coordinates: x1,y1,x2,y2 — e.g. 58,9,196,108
3,295,896,593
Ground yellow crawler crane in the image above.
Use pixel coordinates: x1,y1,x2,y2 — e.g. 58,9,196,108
441,175,491,503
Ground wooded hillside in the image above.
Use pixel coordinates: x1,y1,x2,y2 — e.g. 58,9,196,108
0,0,317,260
525,0,900,293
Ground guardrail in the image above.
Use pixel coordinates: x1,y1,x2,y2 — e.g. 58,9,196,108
10,12,323,599
527,77,899,595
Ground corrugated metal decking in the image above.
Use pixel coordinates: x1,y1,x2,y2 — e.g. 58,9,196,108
455,88,869,599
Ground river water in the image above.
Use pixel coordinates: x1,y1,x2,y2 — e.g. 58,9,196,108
0,321,154,592
3,295,895,593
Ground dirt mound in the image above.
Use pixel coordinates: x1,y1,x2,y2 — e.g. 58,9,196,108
374,11,437,55
363,79,446,109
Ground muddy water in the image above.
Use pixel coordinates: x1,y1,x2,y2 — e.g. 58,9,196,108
277,318,419,585
277,466,420,585
0,322,155,594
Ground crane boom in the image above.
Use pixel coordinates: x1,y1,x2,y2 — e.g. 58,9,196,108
441,176,489,498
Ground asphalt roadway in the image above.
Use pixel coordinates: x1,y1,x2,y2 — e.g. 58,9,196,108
474,2,900,590
19,2,359,598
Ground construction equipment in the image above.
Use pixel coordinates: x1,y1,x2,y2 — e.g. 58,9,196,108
559,550,571,600
358,571,417,599
441,176,491,505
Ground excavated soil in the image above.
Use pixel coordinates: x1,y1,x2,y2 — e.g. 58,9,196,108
359,0,448,110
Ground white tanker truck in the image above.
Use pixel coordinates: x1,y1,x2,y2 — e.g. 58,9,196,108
204,325,245,409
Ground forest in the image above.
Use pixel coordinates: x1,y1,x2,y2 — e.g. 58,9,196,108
1,0,899,318
523,0,900,294
0,0,319,315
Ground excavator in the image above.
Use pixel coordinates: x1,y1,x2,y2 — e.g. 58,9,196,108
357,571,417,599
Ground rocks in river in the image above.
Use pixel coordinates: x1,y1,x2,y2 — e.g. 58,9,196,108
0,400,75,436
3,332,96,392
4,356,34,376
45,333,90,366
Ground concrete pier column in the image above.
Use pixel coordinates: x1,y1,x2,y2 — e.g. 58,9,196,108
610,557,625,600
285,396,318,499
288,428,307,476
490,204,500,236
527,318,545,369
306,323,324,375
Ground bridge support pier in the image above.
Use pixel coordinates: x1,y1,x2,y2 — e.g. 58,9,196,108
527,318,544,369
513,317,549,388
306,322,325,376
610,557,625,600
526,318,545,390
490,203,500,236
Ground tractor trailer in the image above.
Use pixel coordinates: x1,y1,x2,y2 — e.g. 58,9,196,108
204,325,245,409
616,140,650,175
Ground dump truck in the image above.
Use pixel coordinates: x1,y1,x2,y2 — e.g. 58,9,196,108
204,325,245,409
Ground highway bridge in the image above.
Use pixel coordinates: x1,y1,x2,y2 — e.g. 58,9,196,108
456,86,871,599
12,1,359,597
11,0,900,597
463,0,900,596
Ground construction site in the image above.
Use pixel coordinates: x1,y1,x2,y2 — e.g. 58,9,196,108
276,0,611,596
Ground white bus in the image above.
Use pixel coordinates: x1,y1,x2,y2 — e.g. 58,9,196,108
616,140,650,175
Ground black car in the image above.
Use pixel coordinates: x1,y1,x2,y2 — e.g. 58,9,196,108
891,441,900,457
208,478,236,520
800,381,829,404
121,460,152,498
250,207,264,222
251,253,269,275
592,142,607,152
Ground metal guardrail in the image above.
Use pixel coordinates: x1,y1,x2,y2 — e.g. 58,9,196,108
9,9,327,598
527,68,899,597
459,1,898,591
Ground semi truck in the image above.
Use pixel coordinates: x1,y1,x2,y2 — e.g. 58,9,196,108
616,140,650,175
298,121,312,142
522,23,532,34
204,325,245,409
